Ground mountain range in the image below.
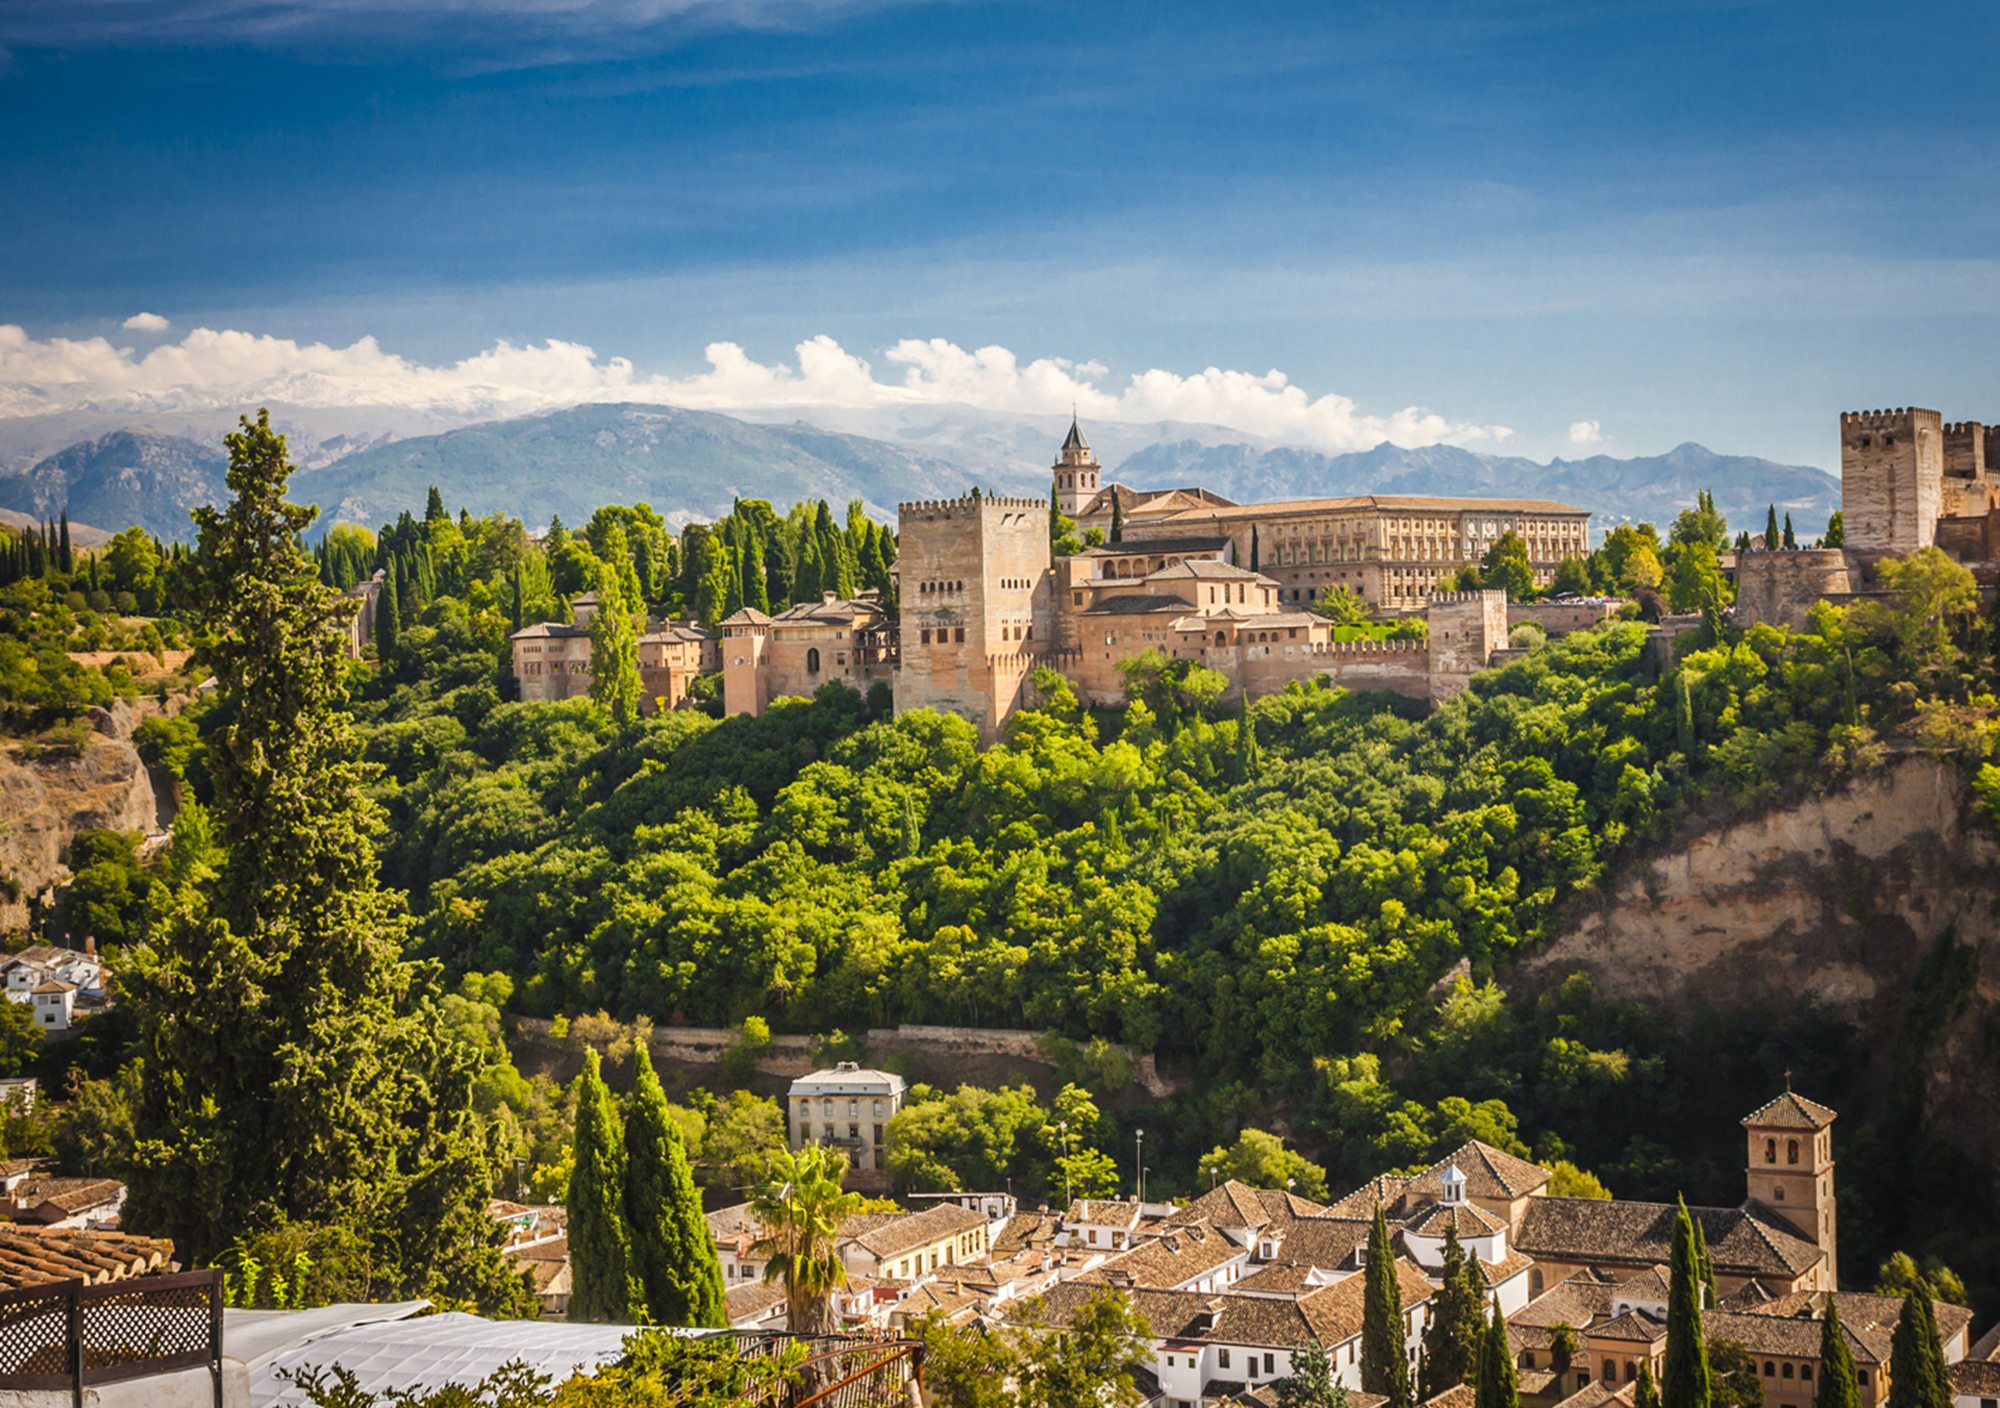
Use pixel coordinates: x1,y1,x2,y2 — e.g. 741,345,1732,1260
0,401,1841,544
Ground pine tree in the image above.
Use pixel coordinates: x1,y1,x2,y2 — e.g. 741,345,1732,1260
1421,1225,1483,1397
623,1048,726,1327
1664,1196,1711,1408
1277,1339,1347,1408
1635,1363,1662,1408
1888,1283,1949,1408
1110,493,1124,543
1362,1206,1413,1408
425,485,448,525
1474,1298,1518,1408
1765,504,1780,551
1816,1297,1860,1408
568,1047,635,1323
125,410,517,1308
375,561,401,662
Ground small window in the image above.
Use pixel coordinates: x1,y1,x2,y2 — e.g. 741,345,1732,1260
1787,1139,1799,1165
1763,1137,1776,1164
1802,1366,1813,1382
1220,1350,1232,1370
806,647,821,674
1858,1372,1869,1386
1774,1185,1785,1202
1783,1364,1794,1380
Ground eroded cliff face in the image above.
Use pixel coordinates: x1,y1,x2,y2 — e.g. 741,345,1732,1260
1523,756,2000,1015
0,701,170,932
1521,754,2000,1237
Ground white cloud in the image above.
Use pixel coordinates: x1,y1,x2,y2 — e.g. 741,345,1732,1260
121,312,170,333
1568,419,1603,446
0,322,1511,453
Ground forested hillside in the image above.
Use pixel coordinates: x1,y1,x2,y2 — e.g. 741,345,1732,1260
5,453,1998,1313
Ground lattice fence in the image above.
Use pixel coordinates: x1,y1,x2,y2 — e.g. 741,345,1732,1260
0,1269,222,1393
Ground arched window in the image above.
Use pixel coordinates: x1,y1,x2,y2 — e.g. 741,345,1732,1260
1765,1138,1777,1164
1783,1364,1794,1379
1215,631,1227,646
806,648,821,674
1787,1139,1799,1165
1763,1364,1775,1378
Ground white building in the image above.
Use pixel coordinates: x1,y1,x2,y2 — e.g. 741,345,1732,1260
3,946,105,1005
786,1062,905,1173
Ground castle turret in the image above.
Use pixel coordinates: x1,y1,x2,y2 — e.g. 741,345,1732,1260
1841,408,1942,555
1742,1086,1838,1289
1053,415,1100,519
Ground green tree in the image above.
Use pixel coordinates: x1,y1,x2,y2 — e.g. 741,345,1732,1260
1782,514,1796,549
1669,490,1729,551
1666,541,1728,618
623,1047,725,1327
1361,1205,1413,1408
1765,505,1780,549
567,1048,635,1322
1824,511,1844,548
588,526,643,724
1109,494,1124,543
1875,1252,1968,1307
1014,1285,1151,1408
1665,1197,1711,1408
1278,1339,1351,1408
1197,1128,1329,1200
1887,1283,1949,1408
376,558,401,661
125,411,516,1309
1480,531,1535,601
1545,1162,1612,1199
1475,1298,1518,1408
750,1143,864,1336
1636,1362,1662,1408
1709,1339,1764,1408
1815,1297,1860,1408
918,1313,1020,1408
1420,1225,1484,1397
1311,585,1371,626
698,1091,785,1192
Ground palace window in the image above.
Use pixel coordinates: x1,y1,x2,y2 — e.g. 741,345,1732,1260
806,648,821,674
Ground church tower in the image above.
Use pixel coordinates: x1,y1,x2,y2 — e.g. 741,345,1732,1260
1052,415,1100,519
1742,1086,1838,1288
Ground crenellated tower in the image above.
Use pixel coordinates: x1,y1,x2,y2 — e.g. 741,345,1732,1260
1840,408,1942,555
1052,415,1100,519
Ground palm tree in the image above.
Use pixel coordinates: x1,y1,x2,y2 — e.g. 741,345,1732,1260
750,1144,865,1336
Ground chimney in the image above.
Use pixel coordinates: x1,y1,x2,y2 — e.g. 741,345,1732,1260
823,591,839,604
82,937,96,959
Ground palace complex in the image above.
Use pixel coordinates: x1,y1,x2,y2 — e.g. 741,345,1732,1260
714,419,1601,740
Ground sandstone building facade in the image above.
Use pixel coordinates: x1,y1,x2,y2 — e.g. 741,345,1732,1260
509,592,719,714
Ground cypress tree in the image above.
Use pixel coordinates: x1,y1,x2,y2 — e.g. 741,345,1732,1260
1421,1224,1483,1397
1664,1196,1711,1408
376,560,401,662
567,1047,634,1323
589,526,644,724
1110,493,1124,543
1783,513,1796,549
1765,504,1780,551
1251,524,1261,571
58,511,72,574
1816,1297,1860,1408
623,1048,726,1327
1692,1215,1717,1308
1362,1206,1413,1408
508,566,525,634
424,485,447,524
125,410,514,1304
1635,1363,1662,1408
1475,1298,1518,1408
1887,1283,1949,1408
741,533,771,613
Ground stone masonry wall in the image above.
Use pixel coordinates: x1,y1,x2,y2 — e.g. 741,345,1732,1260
1842,408,1943,555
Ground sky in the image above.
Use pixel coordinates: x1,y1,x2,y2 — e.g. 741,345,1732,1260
2,0,1997,468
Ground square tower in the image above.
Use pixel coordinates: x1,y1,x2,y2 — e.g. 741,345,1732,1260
1742,1089,1838,1288
895,493,1052,741
1052,416,1101,519
1841,408,1943,555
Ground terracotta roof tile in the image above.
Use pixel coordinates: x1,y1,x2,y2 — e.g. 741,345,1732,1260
0,1227,172,1289
1740,1092,1838,1131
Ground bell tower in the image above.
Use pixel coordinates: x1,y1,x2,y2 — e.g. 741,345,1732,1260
1742,1084,1838,1288
1052,414,1100,519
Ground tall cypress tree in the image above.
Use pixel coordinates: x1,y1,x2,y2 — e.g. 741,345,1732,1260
1765,504,1780,551
589,525,644,723
740,532,770,613
1421,1224,1484,1397
1816,1297,1860,1408
1251,524,1261,571
1362,1206,1413,1408
623,1048,726,1327
1635,1363,1662,1408
1664,1197,1711,1408
1887,1284,1949,1408
568,1048,635,1323
125,410,515,1307
1692,1216,1717,1308
1110,493,1124,543
376,559,401,662
1474,1298,1519,1408
57,511,73,574
1783,513,1796,549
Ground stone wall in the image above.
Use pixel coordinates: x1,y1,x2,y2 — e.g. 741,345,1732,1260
1731,549,1857,630
1426,589,1508,700
1509,599,1622,636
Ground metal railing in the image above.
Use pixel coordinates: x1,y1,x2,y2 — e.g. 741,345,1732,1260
734,1333,924,1408
0,1268,223,1405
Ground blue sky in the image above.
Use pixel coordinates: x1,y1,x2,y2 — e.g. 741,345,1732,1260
3,0,1996,466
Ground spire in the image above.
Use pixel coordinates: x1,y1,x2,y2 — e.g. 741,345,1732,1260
1063,412,1089,454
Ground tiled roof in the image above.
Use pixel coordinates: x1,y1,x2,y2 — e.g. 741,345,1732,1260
1406,1201,1507,1238
1513,1199,1823,1281
1257,1217,1371,1272
1406,1143,1553,1203
842,1204,985,1260
1740,1092,1838,1131
1590,1310,1667,1344
15,1177,121,1216
1147,560,1276,584
1971,1320,2000,1361
1549,1382,1635,1408
0,1227,172,1289
1075,1221,1244,1291
1065,1199,1143,1229
1079,537,1232,557
1324,1175,1408,1220
509,621,589,639
991,1212,1061,1256
1079,593,1196,616
30,981,74,995
1512,1276,1620,1330
1155,495,1589,521
718,607,774,628
770,597,886,625
1169,1181,1328,1234
1473,1248,1537,1290
726,1280,787,1322
1423,1385,1477,1408
1062,417,1090,454
1951,1361,2000,1396
1731,1291,1974,1365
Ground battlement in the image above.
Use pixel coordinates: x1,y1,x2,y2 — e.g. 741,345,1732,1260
1427,590,1502,606
898,494,1047,515
1840,407,1940,428
1321,637,1426,656
1944,421,1988,438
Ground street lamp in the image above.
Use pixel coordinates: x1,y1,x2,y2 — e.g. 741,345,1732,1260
1135,1129,1145,1205
1058,1121,1071,1205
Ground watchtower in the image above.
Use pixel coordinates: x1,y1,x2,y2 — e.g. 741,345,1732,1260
1052,416,1101,519
1840,408,1942,555
895,494,1052,741
1742,1087,1838,1289
1425,589,1509,702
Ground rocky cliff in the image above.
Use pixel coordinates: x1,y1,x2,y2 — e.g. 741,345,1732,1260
0,702,171,932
